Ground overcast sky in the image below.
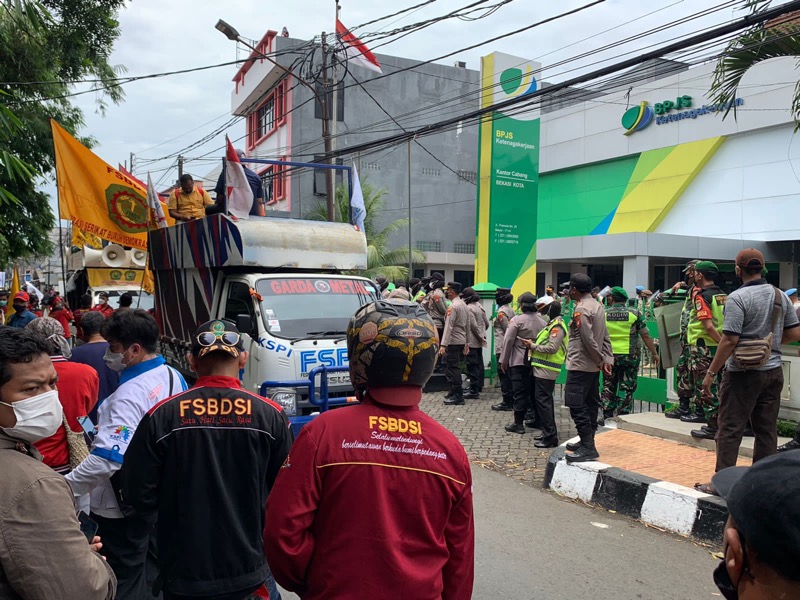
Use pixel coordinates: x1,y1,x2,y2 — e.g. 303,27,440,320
64,0,746,192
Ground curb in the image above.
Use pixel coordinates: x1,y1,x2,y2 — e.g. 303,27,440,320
543,444,728,543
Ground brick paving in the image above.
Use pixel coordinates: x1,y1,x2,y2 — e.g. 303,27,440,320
595,429,751,488
420,384,577,487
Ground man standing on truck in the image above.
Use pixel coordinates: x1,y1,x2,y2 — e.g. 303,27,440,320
213,149,265,216
120,319,293,600
65,309,187,600
168,174,214,222
265,300,474,600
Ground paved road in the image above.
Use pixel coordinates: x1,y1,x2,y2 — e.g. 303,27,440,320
277,464,718,599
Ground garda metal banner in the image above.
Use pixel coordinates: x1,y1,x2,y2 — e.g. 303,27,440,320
475,52,541,295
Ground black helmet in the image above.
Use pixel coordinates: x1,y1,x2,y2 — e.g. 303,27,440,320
347,300,438,398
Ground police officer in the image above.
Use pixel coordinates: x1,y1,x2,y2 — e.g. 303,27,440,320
491,288,515,412
684,261,727,440
422,273,447,344
441,282,469,406
665,260,704,420
523,296,558,428
522,300,568,448
500,292,545,434
463,287,488,400
563,274,613,463
601,287,660,423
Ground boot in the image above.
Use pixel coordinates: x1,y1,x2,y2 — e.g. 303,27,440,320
504,423,525,434
444,391,454,400
692,417,717,439
443,393,464,406
534,437,559,448
566,436,599,463
491,402,513,412
463,388,480,400
666,397,691,419
680,408,707,424
524,419,541,429
778,438,800,452
565,440,582,451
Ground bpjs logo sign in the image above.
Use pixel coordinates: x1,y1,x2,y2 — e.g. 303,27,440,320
622,95,694,135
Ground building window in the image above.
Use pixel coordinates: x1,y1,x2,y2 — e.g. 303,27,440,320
247,80,287,148
416,241,441,252
453,242,475,254
458,170,477,184
421,167,441,177
314,81,344,122
259,157,287,205
413,268,425,279
453,270,474,289
313,155,343,196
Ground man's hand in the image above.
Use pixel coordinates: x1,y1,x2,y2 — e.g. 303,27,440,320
602,363,612,376
500,363,508,373
463,344,470,356
439,346,446,357
482,338,487,347
670,282,683,294
651,353,660,367
89,536,106,560
519,338,533,349
701,373,714,398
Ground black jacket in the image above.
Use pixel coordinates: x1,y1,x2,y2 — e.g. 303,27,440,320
120,375,293,597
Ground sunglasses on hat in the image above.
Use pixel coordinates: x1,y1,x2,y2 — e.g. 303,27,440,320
196,331,241,348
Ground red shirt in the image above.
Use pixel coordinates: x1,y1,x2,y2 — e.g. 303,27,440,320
73,308,90,338
265,388,474,600
49,307,74,337
91,303,113,318
34,357,99,470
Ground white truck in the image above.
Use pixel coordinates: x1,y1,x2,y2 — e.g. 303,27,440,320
148,214,378,422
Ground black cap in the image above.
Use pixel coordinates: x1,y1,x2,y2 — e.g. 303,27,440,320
461,286,476,297
569,273,593,293
712,451,800,582
518,291,536,305
430,272,444,282
191,319,244,359
445,281,462,294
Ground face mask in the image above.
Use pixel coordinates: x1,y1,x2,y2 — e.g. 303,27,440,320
0,300,6,307
713,561,738,600
13,304,25,312
0,390,63,443
99,298,107,305
103,347,130,372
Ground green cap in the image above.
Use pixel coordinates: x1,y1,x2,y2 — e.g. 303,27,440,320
694,260,719,274
610,286,628,300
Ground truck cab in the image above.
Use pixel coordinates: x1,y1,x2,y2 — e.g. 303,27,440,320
148,214,377,417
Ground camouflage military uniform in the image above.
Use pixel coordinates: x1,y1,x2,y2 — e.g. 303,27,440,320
602,349,641,414
687,285,727,420
675,291,693,404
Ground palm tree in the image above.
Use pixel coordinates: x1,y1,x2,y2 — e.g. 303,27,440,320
305,179,426,281
710,1,800,125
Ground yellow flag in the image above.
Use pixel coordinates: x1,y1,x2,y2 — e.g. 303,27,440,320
52,120,150,250
142,267,155,295
71,226,103,249
5,266,20,319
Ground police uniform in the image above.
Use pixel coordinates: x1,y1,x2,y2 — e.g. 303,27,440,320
601,293,650,417
491,290,516,411
564,274,613,462
441,283,469,404
685,272,727,432
529,315,568,445
464,291,489,398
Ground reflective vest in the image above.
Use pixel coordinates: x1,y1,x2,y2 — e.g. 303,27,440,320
606,305,638,355
530,317,568,373
687,286,726,347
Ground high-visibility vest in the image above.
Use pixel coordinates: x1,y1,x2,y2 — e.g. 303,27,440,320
687,287,726,347
606,306,638,355
530,317,568,372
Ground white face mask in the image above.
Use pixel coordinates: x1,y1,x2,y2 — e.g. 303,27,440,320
103,347,129,372
0,390,63,443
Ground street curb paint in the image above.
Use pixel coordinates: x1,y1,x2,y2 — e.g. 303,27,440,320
544,449,726,543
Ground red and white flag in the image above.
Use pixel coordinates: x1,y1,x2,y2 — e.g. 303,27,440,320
336,19,382,74
146,173,168,229
225,136,254,220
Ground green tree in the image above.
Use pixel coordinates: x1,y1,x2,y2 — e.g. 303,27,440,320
306,180,426,281
710,1,800,126
0,0,126,265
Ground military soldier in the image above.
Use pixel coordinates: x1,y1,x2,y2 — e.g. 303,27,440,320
491,288,515,412
441,282,469,406
500,292,545,434
684,261,727,440
563,274,613,463
463,287,489,400
521,300,568,448
601,287,660,423
664,260,704,420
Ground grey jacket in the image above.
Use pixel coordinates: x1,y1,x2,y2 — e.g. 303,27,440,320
493,304,515,353
0,431,116,600
441,296,469,346
566,293,613,373
500,312,546,369
467,302,489,348
422,288,448,324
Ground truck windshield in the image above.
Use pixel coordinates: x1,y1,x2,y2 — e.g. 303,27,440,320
256,277,379,340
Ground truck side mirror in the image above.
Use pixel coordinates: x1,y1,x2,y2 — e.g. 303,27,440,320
235,314,254,336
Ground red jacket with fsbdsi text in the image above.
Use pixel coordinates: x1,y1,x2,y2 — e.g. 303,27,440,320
264,389,474,600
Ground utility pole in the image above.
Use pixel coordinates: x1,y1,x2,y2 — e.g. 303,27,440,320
130,152,135,176
321,31,335,221
407,140,412,277
177,155,184,179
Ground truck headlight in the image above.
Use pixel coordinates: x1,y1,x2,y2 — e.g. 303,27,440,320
271,391,297,416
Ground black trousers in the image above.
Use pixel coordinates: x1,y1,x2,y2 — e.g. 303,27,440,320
445,345,464,395
496,354,513,405
466,347,483,392
510,365,532,420
534,377,558,441
564,370,601,440
92,512,159,600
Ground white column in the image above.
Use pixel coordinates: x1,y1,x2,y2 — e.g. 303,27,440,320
623,255,649,296
779,262,796,290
